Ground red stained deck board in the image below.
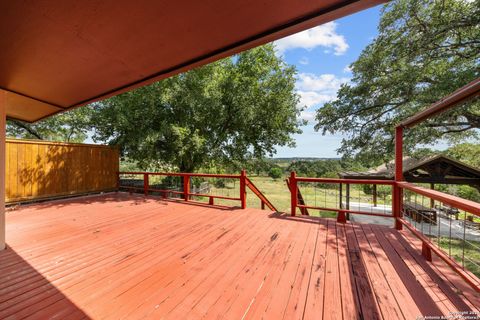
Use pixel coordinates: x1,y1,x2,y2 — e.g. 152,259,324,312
1,193,479,319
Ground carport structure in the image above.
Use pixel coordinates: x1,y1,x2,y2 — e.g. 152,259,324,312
1,1,480,319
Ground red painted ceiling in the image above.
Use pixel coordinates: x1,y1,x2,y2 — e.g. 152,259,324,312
0,0,384,122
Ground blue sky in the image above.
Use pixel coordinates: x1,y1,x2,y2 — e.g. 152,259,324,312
274,5,383,158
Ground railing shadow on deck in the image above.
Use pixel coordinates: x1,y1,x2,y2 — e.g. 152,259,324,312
7,191,155,211
10,191,244,213
389,229,477,313
267,211,324,226
0,247,90,319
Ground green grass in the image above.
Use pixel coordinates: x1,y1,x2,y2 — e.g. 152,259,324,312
207,175,390,219
431,237,480,278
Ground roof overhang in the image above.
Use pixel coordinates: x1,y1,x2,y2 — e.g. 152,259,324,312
0,0,385,123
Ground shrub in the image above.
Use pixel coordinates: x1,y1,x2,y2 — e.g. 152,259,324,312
268,167,283,180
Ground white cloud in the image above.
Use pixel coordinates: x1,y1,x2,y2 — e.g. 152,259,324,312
299,57,309,65
296,73,350,124
343,65,352,73
299,110,316,122
296,73,349,94
275,22,348,55
297,91,334,107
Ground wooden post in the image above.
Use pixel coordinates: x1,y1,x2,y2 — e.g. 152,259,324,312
373,184,377,207
339,183,343,209
0,91,5,250
394,126,404,230
290,171,297,216
240,170,246,209
337,211,347,223
143,173,149,196
430,183,435,208
422,242,432,261
346,183,350,220
183,175,190,201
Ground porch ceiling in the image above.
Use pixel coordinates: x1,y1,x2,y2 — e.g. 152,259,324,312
0,0,384,122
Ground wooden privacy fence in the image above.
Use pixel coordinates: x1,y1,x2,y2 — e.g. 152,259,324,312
6,139,119,203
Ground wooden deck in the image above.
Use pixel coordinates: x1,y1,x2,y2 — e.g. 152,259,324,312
1,193,479,319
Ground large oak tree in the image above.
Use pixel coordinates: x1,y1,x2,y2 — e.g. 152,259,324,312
91,44,303,172
315,0,480,165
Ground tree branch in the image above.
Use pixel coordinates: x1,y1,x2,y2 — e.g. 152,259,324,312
9,120,44,140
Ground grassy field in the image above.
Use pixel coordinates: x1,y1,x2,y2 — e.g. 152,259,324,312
207,175,391,218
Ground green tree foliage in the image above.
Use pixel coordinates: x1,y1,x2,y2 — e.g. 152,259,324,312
446,143,480,168
287,160,343,178
246,158,274,176
268,167,283,180
6,107,92,142
91,44,303,172
410,143,480,168
315,0,480,165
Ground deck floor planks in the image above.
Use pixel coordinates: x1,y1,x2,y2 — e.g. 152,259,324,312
1,203,213,291
344,222,381,320
282,218,320,320
128,209,283,319
168,217,296,318
187,214,301,319
67,210,253,317
0,205,228,312
303,219,329,319
398,228,480,312
369,225,443,318
322,220,343,320
335,223,361,320
352,223,405,319
201,214,302,319
381,227,460,315
362,225,423,320
0,204,232,317
1,193,479,319
247,216,317,320
239,216,314,319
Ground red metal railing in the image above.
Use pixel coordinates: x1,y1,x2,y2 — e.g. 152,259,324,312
396,182,480,292
289,172,396,222
118,171,246,207
287,174,480,292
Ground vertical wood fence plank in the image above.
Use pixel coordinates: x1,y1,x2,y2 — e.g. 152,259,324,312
5,139,119,203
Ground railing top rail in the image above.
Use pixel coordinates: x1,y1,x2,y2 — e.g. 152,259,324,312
118,171,241,179
294,177,395,185
398,181,480,216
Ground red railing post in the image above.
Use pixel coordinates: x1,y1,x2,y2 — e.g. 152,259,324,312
394,126,404,230
290,171,297,216
337,210,347,223
143,173,149,196
240,170,247,209
183,175,190,201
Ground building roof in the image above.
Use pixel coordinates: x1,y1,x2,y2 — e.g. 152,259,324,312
0,0,383,123
339,155,480,187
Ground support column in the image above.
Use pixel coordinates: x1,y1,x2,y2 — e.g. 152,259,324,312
0,91,6,250
346,183,350,221
393,126,404,230
430,183,435,208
